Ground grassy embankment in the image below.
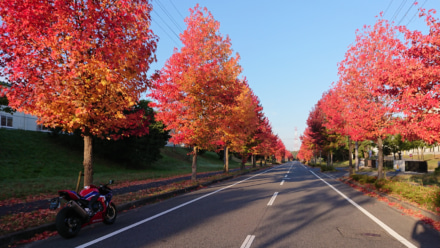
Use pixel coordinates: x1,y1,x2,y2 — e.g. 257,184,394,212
0,128,247,201
1,128,274,238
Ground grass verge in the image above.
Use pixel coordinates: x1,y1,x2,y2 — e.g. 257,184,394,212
348,174,440,215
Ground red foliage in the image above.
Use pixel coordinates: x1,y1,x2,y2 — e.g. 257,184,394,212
149,4,241,150
0,0,158,186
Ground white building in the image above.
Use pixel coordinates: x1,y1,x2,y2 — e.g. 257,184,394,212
0,107,48,131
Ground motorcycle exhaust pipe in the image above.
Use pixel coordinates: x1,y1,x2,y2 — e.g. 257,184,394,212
68,200,89,220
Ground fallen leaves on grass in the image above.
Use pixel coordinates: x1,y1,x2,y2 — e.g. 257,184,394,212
0,209,57,236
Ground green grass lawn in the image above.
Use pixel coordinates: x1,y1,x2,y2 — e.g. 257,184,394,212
0,129,242,201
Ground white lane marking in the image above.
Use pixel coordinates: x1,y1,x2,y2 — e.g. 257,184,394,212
309,171,416,248
240,235,255,248
280,180,285,185
284,174,288,178
267,192,279,206
319,172,334,179
75,166,282,248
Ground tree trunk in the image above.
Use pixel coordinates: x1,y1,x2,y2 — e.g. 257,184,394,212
327,152,330,166
348,137,354,176
192,146,198,181
83,135,93,187
377,137,384,180
355,141,359,172
330,151,333,166
240,153,246,170
223,146,229,173
252,154,256,168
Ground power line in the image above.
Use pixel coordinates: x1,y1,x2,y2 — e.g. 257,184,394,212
152,8,181,41
384,0,394,17
391,0,408,22
151,19,180,47
168,0,185,20
405,0,428,27
397,0,417,26
156,0,184,32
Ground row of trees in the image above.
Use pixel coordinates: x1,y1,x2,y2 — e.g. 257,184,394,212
149,5,291,181
0,1,290,185
298,6,439,179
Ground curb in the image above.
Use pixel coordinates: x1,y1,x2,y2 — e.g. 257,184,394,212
0,223,56,248
0,169,256,247
340,177,440,222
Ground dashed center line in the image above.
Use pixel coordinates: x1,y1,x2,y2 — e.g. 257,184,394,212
267,192,278,206
240,235,255,248
280,180,285,185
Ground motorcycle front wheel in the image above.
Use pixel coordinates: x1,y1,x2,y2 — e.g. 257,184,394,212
56,207,82,238
103,202,117,225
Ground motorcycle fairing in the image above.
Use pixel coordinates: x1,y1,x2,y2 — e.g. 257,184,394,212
58,190,81,201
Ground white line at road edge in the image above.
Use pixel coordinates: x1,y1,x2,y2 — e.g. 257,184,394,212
309,171,416,248
75,166,283,248
240,235,255,248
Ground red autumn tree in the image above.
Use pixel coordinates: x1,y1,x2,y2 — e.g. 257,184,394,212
149,5,241,181
0,0,157,186
298,128,315,163
306,102,326,156
246,96,269,166
386,9,440,144
337,17,402,179
320,87,364,174
218,78,259,172
252,116,277,165
274,137,287,163
314,94,345,167
299,102,327,165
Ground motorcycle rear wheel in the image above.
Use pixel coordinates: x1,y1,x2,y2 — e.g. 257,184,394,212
103,202,117,225
56,207,82,238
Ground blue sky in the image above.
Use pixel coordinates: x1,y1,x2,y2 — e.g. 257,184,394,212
148,0,439,151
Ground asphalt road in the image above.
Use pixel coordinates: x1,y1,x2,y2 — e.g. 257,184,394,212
24,162,439,248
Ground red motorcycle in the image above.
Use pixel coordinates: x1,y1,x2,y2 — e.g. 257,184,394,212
49,180,117,238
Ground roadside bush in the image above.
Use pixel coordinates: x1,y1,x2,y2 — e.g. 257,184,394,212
374,179,387,190
350,174,377,184
308,162,320,167
320,165,336,172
